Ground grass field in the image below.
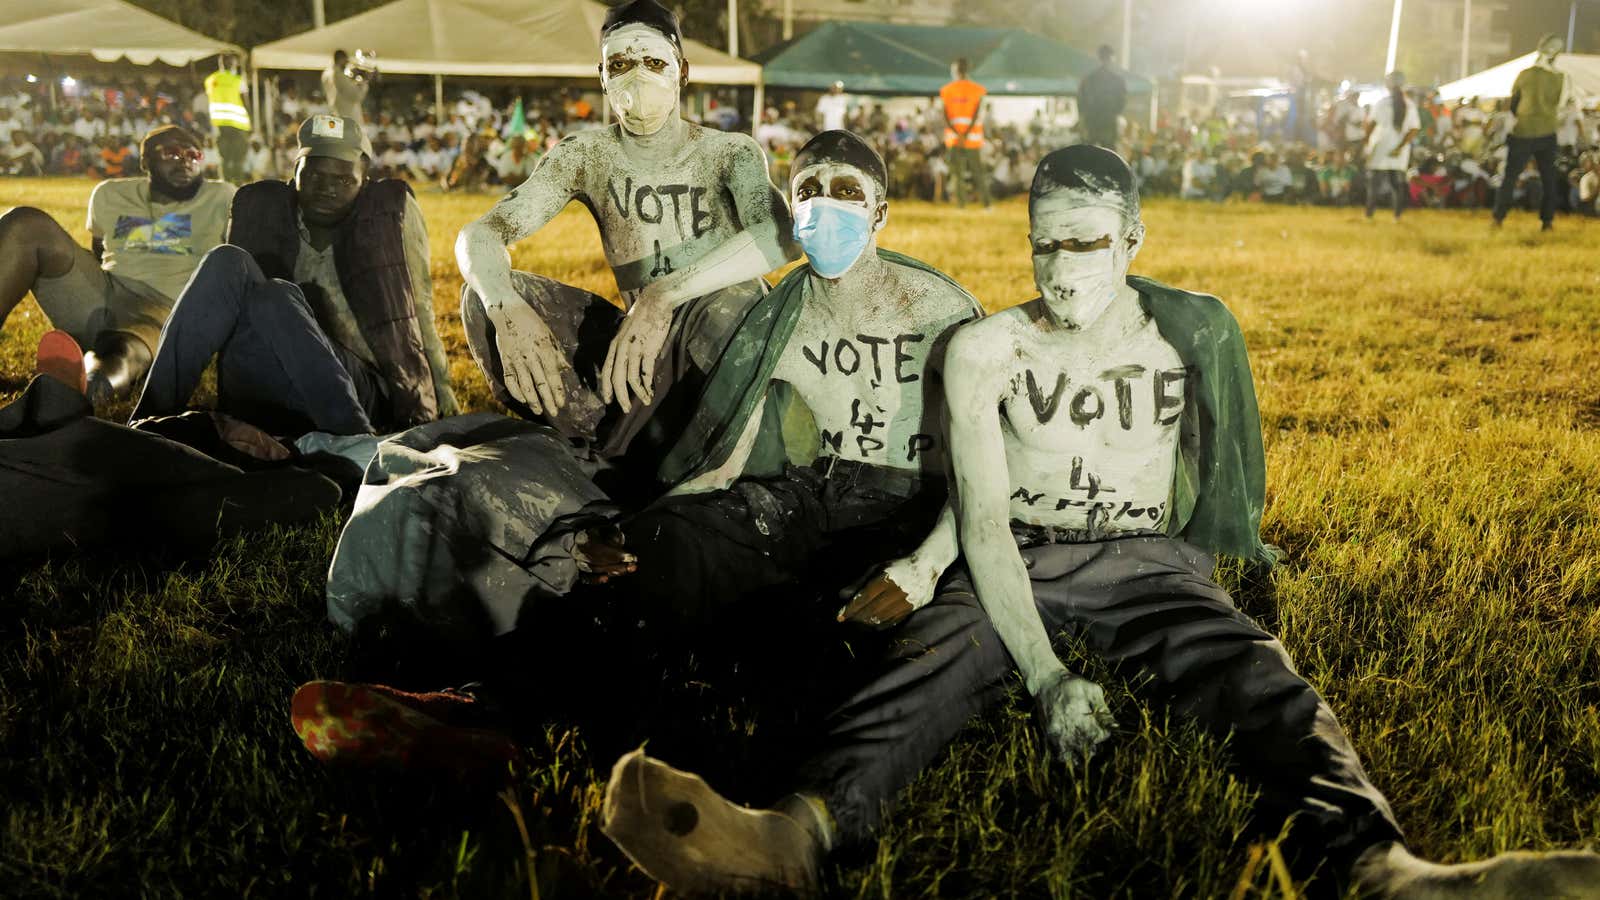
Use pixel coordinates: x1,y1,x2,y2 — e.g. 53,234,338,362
3,177,1600,899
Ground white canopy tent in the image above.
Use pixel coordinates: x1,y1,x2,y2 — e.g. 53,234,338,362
251,0,762,134
1438,52,1600,103
0,0,239,65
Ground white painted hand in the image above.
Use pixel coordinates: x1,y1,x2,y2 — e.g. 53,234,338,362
1032,670,1115,764
484,294,569,417
837,556,941,628
600,290,672,413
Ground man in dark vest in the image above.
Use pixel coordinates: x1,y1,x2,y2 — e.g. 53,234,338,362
131,115,457,435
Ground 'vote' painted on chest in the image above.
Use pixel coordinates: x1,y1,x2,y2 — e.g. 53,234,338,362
606,177,716,241
1020,364,1189,430
798,333,926,385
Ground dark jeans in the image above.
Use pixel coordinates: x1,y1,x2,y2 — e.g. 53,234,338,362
1493,133,1560,224
1365,169,1408,218
796,534,1402,888
131,244,375,436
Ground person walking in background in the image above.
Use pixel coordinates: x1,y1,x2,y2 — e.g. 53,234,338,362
1363,71,1420,221
203,54,251,184
1493,34,1568,231
1078,45,1127,150
939,58,990,209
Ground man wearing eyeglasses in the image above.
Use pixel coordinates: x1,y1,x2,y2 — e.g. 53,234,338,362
0,125,233,403
131,115,457,436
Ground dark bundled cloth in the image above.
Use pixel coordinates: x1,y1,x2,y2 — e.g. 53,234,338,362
324,413,614,640
0,375,340,561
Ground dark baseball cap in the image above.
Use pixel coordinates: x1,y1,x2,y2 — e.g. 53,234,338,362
294,114,373,164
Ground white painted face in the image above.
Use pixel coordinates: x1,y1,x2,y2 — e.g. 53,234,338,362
1028,198,1143,331
601,24,683,136
790,160,888,278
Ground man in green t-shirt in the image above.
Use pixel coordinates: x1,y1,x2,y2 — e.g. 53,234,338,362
1493,34,1569,230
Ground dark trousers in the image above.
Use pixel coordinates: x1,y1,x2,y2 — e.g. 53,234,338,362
618,459,946,623
947,146,991,208
1,374,341,560
1365,169,1408,219
217,127,250,184
131,244,374,436
796,534,1402,885
1493,133,1560,224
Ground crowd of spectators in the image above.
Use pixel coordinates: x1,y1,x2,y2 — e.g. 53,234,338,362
1122,90,1600,216
7,69,1599,218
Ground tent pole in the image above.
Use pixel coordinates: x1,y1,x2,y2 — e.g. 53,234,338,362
752,76,763,137
250,61,261,137
434,73,445,126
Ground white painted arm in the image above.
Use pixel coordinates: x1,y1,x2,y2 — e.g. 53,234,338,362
454,137,579,310
453,138,582,415
943,333,1066,694
944,327,1114,760
667,393,766,496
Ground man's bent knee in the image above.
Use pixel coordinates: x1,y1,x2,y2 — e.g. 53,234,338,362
0,206,79,277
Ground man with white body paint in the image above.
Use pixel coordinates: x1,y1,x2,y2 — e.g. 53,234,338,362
586,129,978,629
455,0,798,494
590,146,1600,898
593,130,982,896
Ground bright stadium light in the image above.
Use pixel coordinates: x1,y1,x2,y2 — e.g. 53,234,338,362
60,76,76,88
25,74,38,83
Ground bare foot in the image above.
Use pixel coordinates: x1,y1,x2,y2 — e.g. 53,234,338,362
1353,841,1600,899
600,749,821,896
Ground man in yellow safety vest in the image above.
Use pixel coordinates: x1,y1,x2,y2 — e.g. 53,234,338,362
204,54,252,184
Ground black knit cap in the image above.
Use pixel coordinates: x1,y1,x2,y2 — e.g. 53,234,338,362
792,129,887,196
1030,143,1140,223
601,0,682,49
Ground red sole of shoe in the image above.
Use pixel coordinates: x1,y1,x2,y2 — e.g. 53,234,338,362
34,330,86,394
290,681,518,773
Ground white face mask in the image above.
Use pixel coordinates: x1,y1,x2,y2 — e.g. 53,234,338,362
1033,244,1124,331
1029,201,1136,331
601,24,681,136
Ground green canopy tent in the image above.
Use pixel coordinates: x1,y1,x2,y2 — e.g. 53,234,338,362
752,20,1151,97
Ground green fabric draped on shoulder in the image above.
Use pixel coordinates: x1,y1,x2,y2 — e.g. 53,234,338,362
1128,274,1278,569
657,249,979,488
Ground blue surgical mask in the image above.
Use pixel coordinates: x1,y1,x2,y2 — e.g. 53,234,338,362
794,197,874,279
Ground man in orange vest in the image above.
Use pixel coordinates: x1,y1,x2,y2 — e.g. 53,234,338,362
939,57,991,209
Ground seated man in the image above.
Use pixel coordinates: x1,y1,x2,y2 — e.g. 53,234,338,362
600,146,1600,898
131,115,457,436
0,125,233,402
595,128,979,625
455,0,798,494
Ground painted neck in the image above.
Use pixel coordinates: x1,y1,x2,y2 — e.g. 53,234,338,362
618,114,687,161
812,239,884,295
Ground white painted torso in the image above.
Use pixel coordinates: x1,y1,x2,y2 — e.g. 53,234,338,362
562,125,758,293
773,262,974,473
993,299,1186,532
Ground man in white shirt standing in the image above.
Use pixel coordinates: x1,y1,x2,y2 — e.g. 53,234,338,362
1363,71,1420,221
815,81,849,134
